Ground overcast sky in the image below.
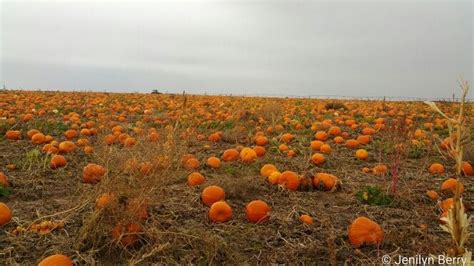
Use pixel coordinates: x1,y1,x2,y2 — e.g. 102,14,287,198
1,0,472,99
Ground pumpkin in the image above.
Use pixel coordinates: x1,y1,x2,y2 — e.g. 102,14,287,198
183,158,200,170
319,144,332,154
38,254,73,266
361,167,370,173
357,135,371,145
240,147,257,163
345,139,360,149
310,140,324,151
208,201,233,223
58,141,76,153
27,129,40,139
245,200,270,223
315,131,328,141
50,155,67,169
82,163,106,184
440,198,454,212
222,149,239,161
428,163,445,174
30,133,45,145
206,157,221,169
328,126,342,136
253,146,266,157
362,127,376,135
255,136,268,146
278,171,300,190
281,133,295,143
355,149,369,160
201,185,225,206
333,136,344,145
260,164,278,177
268,171,281,185
426,190,439,200
462,161,473,176
348,216,384,247
208,132,222,142
372,164,388,175
313,173,337,191
187,172,205,186
96,193,115,209
0,202,12,226
299,214,313,225
311,153,325,165
5,130,21,140
64,129,78,140
112,222,142,247
440,178,464,194
0,172,9,187
124,137,136,147
279,144,289,152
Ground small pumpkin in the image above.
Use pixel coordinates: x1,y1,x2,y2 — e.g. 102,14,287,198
440,178,464,194
208,201,233,223
355,149,369,160
313,173,338,191
348,216,384,247
260,164,278,177
240,147,257,163
278,171,300,190
187,172,205,186
5,130,21,140
38,254,73,266
299,214,313,225
311,153,325,165
0,172,9,187
221,149,239,161
82,163,106,184
201,185,225,206
245,200,270,224
50,155,67,169
206,157,221,169
428,163,445,174
0,202,12,226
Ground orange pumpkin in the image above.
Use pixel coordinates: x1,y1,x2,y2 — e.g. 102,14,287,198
30,133,45,144
96,193,115,209
299,214,313,225
206,157,221,169
240,147,257,163
428,163,445,174
201,185,225,206
345,139,360,149
348,216,384,247
50,155,67,169
187,172,205,186
255,136,268,146
0,172,9,187
208,201,233,223
222,149,239,161
5,130,21,140
310,140,324,151
313,173,338,191
38,254,73,266
462,161,473,176
82,163,106,184
260,164,278,177
58,141,76,153
426,190,439,200
278,171,300,190
245,200,270,223
355,149,369,160
440,178,464,194
311,153,326,165
372,164,388,175
267,171,281,185
0,202,12,226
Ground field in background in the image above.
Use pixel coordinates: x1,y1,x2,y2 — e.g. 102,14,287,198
0,90,472,264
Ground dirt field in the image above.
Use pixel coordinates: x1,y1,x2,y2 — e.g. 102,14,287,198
0,90,472,265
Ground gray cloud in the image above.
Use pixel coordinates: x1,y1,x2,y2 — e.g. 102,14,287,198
1,0,472,99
